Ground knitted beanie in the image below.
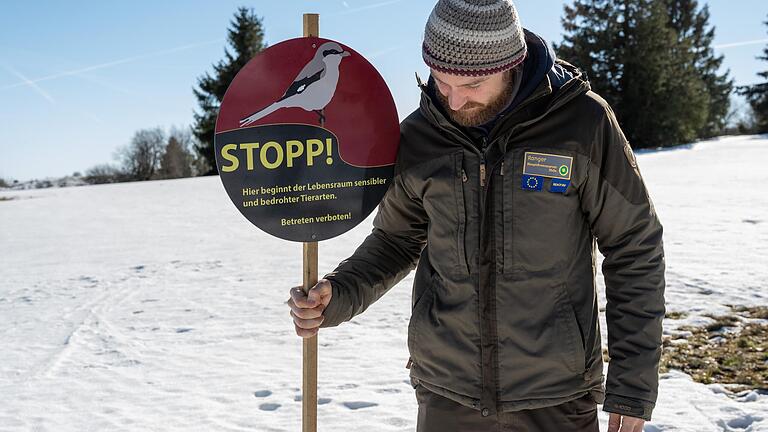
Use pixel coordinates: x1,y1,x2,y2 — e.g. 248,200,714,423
422,0,527,76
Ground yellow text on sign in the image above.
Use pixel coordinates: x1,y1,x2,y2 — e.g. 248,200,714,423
220,138,334,172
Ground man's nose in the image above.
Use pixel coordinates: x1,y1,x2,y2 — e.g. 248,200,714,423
448,91,467,111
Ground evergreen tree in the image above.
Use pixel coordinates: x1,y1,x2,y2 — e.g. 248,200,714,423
556,0,709,148
158,128,194,179
665,0,734,137
193,7,266,175
555,0,624,109
737,15,768,133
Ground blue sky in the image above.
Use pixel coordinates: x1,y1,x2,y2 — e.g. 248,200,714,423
1,0,767,181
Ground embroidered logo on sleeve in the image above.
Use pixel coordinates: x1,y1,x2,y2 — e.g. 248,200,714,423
523,152,573,181
624,143,638,168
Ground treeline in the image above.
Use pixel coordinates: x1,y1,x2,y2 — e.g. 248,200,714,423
555,0,767,149
82,126,208,184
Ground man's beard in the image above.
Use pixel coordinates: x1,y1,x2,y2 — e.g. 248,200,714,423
435,69,516,127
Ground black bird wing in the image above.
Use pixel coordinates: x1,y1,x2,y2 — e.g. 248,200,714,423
277,67,325,102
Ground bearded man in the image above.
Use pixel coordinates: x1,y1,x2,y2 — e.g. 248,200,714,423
287,1,666,431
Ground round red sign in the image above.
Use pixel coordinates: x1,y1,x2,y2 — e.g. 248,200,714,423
215,37,400,242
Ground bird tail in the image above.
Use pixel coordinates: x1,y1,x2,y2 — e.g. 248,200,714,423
239,102,284,127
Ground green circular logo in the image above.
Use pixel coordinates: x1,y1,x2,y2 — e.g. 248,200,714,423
559,165,569,176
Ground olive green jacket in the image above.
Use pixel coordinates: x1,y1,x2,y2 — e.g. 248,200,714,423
320,59,665,422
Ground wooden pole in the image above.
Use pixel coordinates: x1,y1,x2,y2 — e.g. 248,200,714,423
302,14,319,432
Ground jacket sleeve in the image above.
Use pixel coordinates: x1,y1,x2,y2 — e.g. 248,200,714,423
579,103,666,422
319,159,429,328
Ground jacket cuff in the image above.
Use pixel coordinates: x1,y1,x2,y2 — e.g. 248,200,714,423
318,276,346,328
602,393,655,421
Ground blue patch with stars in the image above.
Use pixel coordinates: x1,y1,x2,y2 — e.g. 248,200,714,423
549,179,570,193
521,174,543,191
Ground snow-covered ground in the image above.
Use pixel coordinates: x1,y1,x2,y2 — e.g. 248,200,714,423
1,135,766,431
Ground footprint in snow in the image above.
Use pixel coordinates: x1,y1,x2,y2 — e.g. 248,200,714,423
374,388,402,394
253,390,272,398
721,414,761,429
386,417,409,427
343,401,378,410
259,403,280,411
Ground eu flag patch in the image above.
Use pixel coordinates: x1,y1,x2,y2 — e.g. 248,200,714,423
549,179,570,193
521,174,543,191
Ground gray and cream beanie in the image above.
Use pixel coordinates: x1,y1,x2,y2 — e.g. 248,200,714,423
422,0,527,76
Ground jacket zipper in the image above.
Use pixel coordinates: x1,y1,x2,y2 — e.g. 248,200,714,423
480,137,487,188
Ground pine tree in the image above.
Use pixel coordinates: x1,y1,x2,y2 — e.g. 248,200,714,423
556,0,710,148
554,0,624,109
158,128,194,179
665,0,734,137
737,15,768,133
193,7,266,175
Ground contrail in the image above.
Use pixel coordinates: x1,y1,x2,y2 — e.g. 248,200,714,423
1,38,224,91
3,65,55,103
366,45,403,60
714,38,768,50
329,0,406,17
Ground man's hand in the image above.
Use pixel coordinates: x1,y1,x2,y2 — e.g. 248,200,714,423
286,279,333,338
607,413,645,432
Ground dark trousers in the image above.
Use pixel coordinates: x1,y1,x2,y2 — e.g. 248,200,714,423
415,385,600,432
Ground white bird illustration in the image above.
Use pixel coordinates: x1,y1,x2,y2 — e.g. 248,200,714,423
239,41,351,127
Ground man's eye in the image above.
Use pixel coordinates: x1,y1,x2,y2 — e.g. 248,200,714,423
467,84,481,89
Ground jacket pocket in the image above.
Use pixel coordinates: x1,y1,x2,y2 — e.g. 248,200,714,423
502,148,585,275
419,151,469,279
554,282,587,374
408,271,437,357
497,280,588,399
453,152,469,277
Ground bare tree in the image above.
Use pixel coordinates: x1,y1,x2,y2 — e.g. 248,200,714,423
84,164,125,184
119,128,165,181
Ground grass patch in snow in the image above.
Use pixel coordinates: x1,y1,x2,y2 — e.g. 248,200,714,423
660,306,767,392
0,196,15,201
665,311,689,320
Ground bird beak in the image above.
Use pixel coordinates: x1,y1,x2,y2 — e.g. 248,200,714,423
342,51,351,57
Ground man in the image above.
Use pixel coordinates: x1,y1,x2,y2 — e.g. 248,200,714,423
286,0,666,431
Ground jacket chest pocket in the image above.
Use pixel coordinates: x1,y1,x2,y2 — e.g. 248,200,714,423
420,151,469,278
501,149,584,275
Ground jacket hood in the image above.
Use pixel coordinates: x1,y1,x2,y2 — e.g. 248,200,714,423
416,28,591,145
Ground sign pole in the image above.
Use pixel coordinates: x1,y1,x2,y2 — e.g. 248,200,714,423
302,15,319,432
214,12,398,430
